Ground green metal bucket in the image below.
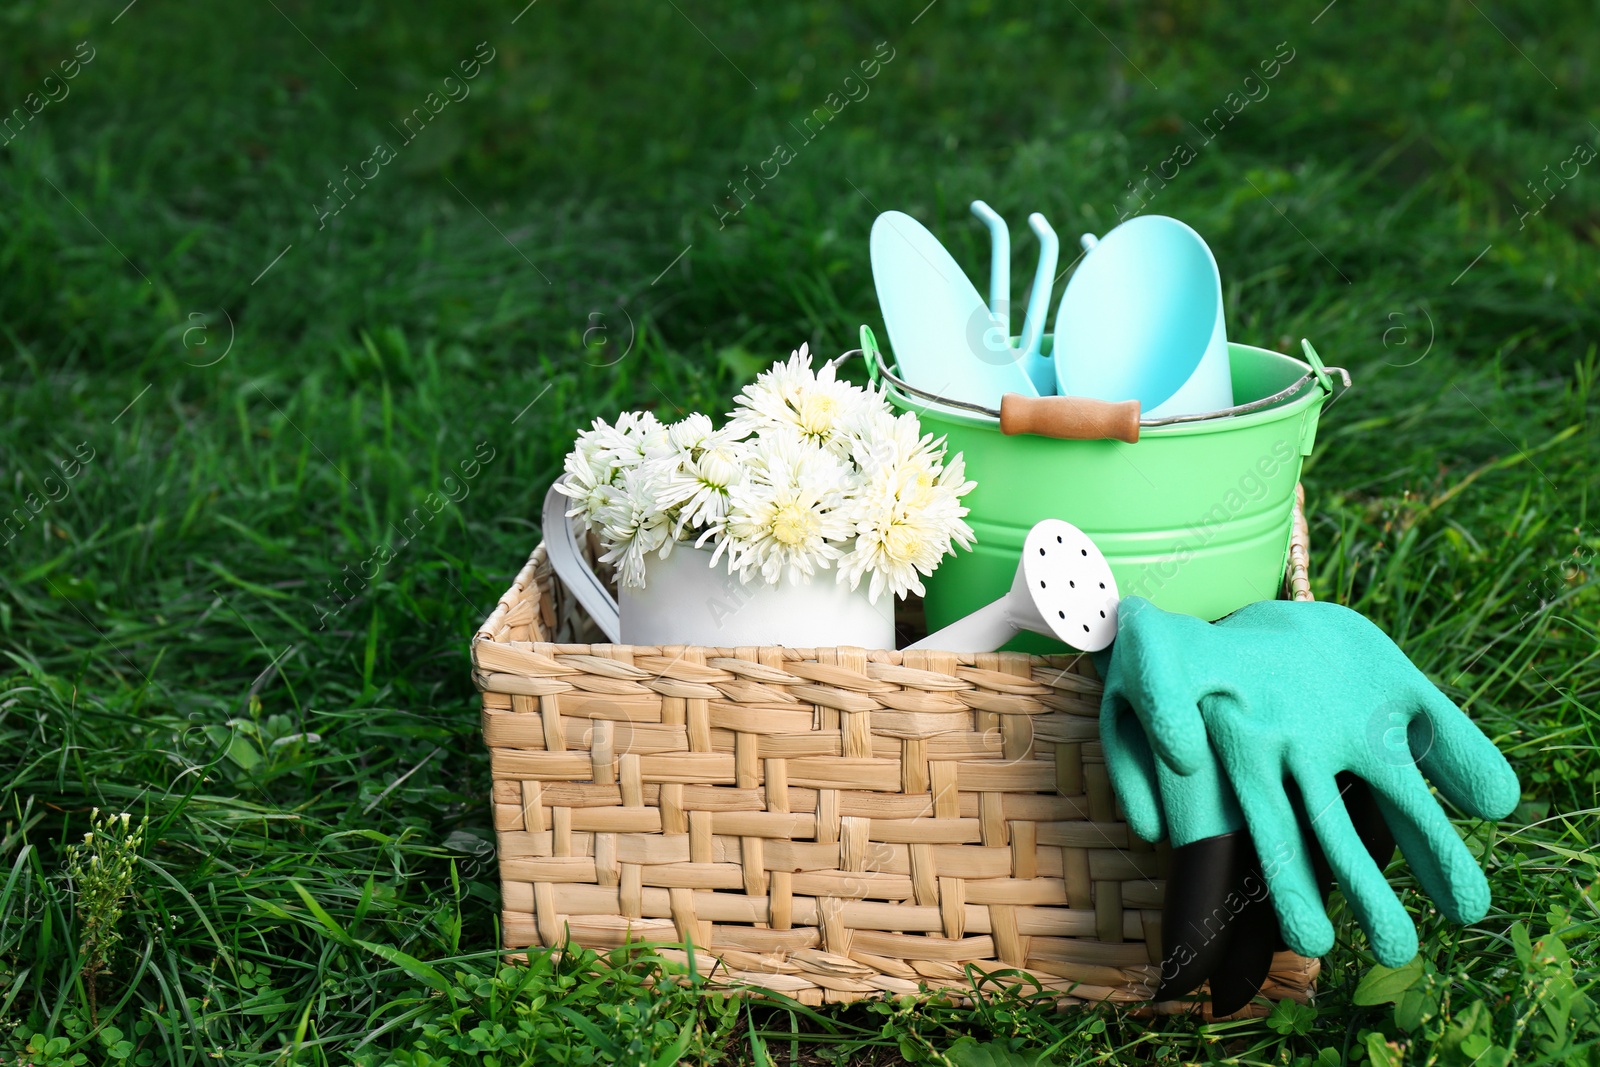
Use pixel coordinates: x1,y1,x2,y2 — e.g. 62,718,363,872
864,331,1348,651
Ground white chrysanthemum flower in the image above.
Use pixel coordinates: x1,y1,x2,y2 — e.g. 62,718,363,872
556,437,616,528
556,410,672,531
608,410,672,465
594,462,676,588
839,412,976,603
556,345,975,595
729,343,880,455
655,416,750,534
667,412,716,453
708,430,853,586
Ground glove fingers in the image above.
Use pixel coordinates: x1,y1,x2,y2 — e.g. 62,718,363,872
1282,775,1335,904
1229,772,1335,959
1365,760,1493,926
1109,597,1212,776
1100,693,1167,843
1139,698,1211,778
1297,771,1419,967
1409,684,1521,821
1340,772,1398,869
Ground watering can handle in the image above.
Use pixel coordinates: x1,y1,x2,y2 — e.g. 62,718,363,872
999,394,1141,443
541,478,623,642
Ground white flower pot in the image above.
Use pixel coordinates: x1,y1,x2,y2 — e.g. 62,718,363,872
618,543,895,649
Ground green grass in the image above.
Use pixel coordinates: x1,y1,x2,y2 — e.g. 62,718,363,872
2,0,1597,1062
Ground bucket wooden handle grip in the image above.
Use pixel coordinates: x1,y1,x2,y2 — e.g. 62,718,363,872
999,394,1141,443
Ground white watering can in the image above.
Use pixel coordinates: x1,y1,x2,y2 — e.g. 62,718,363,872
906,517,1119,653
546,481,1113,654
541,480,893,648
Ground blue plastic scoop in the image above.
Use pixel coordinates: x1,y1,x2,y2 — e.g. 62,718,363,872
1052,215,1232,418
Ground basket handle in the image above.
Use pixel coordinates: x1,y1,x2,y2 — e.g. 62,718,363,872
542,478,622,642
999,393,1142,443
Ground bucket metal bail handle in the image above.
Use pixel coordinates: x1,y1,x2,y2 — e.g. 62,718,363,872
1301,338,1346,402
999,394,1142,442
542,477,623,642
860,324,884,388
848,334,1139,440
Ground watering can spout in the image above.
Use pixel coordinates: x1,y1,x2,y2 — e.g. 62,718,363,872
909,519,1119,653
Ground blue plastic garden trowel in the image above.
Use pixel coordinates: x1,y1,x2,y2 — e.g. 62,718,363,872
870,206,1059,409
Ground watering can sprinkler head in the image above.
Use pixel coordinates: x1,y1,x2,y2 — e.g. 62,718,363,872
907,519,1119,653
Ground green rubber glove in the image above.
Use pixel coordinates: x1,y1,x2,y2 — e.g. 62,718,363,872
1092,645,1243,848
1099,596,1521,966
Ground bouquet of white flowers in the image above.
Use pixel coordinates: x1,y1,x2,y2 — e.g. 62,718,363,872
557,345,976,604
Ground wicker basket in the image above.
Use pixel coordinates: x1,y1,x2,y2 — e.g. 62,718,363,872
472,488,1322,1010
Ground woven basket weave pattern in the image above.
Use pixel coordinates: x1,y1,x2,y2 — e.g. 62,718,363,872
473,487,1320,1007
